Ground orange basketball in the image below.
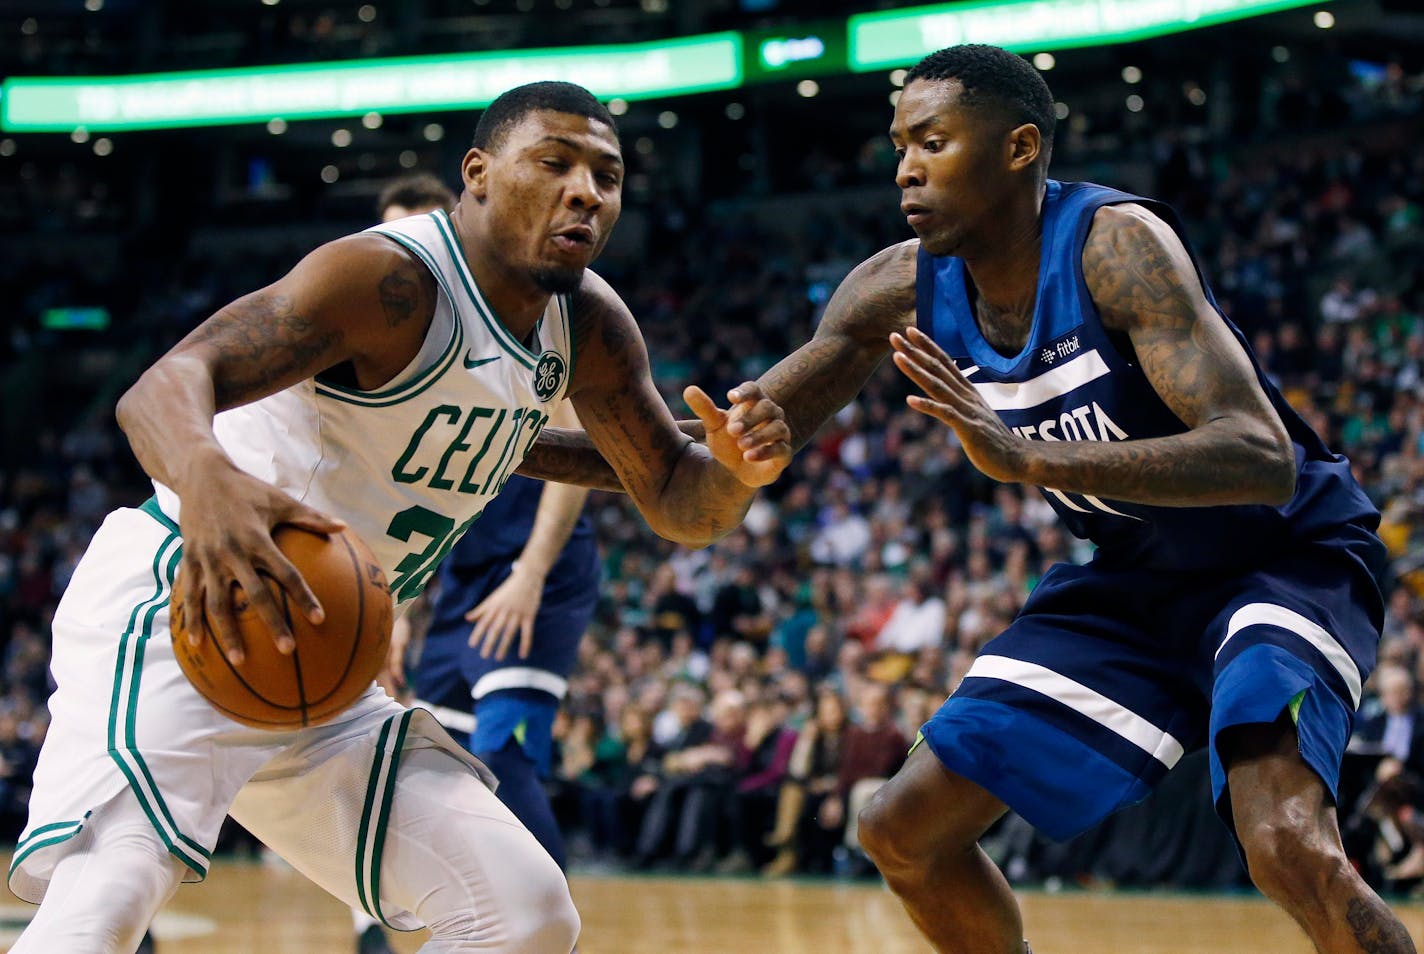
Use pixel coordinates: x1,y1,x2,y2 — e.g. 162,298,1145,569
170,525,393,730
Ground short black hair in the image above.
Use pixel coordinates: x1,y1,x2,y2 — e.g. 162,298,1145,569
472,81,618,152
904,44,1056,151
376,172,456,218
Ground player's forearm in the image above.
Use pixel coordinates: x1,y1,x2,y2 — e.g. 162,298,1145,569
653,443,759,548
515,480,591,578
1021,419,1296,507
757,339,882,453
116,354,236,496
517,421,708,492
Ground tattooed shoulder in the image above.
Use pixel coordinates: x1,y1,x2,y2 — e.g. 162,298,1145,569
377,260,434,328
1082,203,1201,335
821,240,919,343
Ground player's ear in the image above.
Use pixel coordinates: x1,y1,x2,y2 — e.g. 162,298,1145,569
462,148,491,204
1007,123,1042,172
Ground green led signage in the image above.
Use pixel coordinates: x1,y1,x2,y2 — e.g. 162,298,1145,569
1,33,742,132
850,0,1328,70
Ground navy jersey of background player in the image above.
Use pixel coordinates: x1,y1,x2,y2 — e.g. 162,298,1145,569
916,178,1380,573
412,472,598,779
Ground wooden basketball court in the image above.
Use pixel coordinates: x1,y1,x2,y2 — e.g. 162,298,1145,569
2,856,1421,952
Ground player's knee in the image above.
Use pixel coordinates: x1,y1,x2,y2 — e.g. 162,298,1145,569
857,785,924,874
517,849,580,953
430,849,578,953
1238,817,1345,906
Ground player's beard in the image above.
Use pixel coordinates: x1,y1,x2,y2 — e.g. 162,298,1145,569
531,264,584,294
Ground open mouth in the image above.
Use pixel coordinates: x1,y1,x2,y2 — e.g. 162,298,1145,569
552,225,594,251
901,204,933,227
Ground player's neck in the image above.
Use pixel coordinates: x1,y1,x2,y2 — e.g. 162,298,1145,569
960,208,1042,315
452,213,552,341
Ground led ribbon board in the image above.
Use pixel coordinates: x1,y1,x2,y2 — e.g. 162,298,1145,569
0,33,742,132
849,0,1328,70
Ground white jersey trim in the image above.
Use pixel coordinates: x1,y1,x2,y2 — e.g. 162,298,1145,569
471,667,569,700
970,349,1111,411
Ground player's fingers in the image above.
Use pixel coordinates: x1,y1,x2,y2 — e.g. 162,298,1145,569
176,557,205,648
253,544,325,626
727,380,764,403
906,394,959,425
518,618,535,660
892,349,965,405
727,397,784,437
232,566,294,655
737,417,791,450
683,385,727,431
742,439,793,463
493,615,520,661
890,332,970,394
280,501,347,536
203,575,247,666
468,616,492,652
904,325,960,367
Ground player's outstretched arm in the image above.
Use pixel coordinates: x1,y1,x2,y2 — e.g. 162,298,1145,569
563,273,791,547
116,234,436,664
892,203,1295,507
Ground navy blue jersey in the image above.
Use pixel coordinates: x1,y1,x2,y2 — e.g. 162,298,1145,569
439,473,594,570
915,179,1378,571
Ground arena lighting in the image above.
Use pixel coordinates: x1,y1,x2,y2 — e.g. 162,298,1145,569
849,0,1331,69
0,33,742,133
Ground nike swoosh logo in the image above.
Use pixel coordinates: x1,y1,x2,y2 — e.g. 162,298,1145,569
463,352,500,369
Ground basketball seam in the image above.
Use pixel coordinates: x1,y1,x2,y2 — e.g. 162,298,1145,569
281,587,309,728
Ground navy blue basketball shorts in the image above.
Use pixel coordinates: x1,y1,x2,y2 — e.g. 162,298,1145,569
411,553,599,775
919,528,1384,843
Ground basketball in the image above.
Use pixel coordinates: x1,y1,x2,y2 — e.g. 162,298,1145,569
169,525,394,730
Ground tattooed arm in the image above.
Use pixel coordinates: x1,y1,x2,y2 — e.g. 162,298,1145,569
758,241,917,450
563,272,791,547
116,234,438,664
892,204,1295,506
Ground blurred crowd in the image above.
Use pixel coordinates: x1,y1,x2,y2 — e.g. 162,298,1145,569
1,45,1423,888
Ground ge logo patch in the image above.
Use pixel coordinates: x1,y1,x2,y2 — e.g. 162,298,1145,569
533,350,566,402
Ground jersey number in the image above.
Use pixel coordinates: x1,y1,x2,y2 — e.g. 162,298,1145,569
385,505,480,603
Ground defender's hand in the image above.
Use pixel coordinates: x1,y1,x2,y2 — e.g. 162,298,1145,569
177,457,345,666
467,563,544,661
686,382,792,488
891,328,1030,484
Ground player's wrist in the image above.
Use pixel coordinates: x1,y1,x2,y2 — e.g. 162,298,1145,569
509,559,550,582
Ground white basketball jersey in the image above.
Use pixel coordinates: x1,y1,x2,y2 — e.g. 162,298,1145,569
153,210,575,609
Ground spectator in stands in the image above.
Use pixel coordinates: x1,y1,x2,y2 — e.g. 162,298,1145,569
831,683,907,860
764,686,849,876
718,692,798,873
1356,665,1424,780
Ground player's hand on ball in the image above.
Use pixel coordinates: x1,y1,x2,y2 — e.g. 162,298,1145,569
176,457,345,666
890,328,1029,484
686,382,792,488
466,563,544,661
